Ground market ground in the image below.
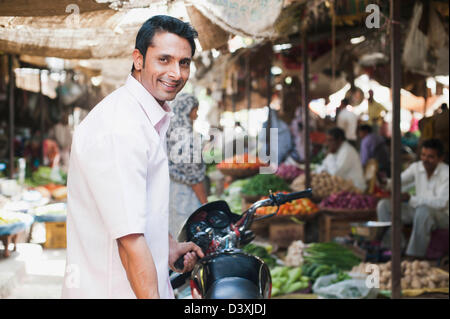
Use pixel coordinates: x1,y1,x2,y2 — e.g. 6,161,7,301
0,243,65,298
1,246,448,299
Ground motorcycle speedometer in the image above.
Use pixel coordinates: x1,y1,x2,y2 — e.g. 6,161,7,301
206,210,230,229
188,221,209,239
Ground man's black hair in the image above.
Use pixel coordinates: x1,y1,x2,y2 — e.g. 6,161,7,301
341,98,349,106
358,124,372,134
441,103,448,111
422,138,444,157
131,15,198,72
327,127,346,141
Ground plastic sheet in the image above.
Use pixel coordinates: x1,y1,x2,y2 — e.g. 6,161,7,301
0,212,34,236
312,273,379,299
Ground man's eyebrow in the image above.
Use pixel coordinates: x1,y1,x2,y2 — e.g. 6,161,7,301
157,54,191,61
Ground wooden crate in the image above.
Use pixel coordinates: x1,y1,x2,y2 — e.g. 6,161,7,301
44,222,67,249
319,211,377,242
269,222,305,249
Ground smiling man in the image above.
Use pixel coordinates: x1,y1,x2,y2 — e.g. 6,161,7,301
62,16,204,299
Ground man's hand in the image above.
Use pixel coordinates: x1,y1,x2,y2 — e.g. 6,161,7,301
168,235,204,273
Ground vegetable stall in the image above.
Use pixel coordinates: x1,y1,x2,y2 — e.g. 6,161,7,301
0,165,68,255
206,150,449,299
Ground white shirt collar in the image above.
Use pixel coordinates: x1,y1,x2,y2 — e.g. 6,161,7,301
418,161,444,178
124,74,174,128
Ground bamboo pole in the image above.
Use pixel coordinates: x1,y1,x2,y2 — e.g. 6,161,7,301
8,55,15,179
390,0,402,300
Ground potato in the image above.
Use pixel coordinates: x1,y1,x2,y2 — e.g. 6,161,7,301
420,277,429,286
419,261,430,270
411,279,422,289
428,281,436,289
401,279,409,289
403,275,412,285
429,274,439,282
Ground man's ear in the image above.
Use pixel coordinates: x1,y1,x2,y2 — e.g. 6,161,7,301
132,49,144,71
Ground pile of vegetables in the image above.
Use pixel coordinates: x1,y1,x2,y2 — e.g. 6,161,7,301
271,266,310,297
208,178,250,214
256,192,319,217
284,241,361,283
285,240,306,267
31,203,66,217
216,153,267,170
291,172,361,199
303,242,362,271
302,263,341,282
320,191,378,210
241,174,291,197
0,210,32,225
242,243,277,268
0,214,20,225
26,166,67,187
352,261,449,290
275,164,304,182
330,271,352,284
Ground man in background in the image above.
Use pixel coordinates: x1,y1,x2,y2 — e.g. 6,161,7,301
316,127,366,192
377,138,449,257
336,98,358,148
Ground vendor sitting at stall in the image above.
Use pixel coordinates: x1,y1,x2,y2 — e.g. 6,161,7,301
315,127,366,192
377,138,449,257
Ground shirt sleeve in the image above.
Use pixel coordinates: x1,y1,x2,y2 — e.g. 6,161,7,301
77,132,148,239
400,162,416,186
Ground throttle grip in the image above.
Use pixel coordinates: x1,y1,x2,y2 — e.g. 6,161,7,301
174,255,185,271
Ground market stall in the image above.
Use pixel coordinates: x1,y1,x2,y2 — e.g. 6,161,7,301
0,165,68,256
0,0,448,300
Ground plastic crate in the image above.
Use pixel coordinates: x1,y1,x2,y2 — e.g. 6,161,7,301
44,221,66,249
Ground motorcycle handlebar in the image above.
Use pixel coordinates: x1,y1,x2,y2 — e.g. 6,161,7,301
273,188,313,205
237,188,313,230
174,256,185,272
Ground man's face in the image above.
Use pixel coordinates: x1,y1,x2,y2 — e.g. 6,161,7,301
420,147,442,173
326,135,340,154
357,129,367,140
134,32,192,105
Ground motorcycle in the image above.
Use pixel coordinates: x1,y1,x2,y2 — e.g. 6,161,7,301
170,188,313,299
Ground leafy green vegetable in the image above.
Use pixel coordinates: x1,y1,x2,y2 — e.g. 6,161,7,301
31,166,66,185
303,242,361,271
242,243,277,268
241,174,290,196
